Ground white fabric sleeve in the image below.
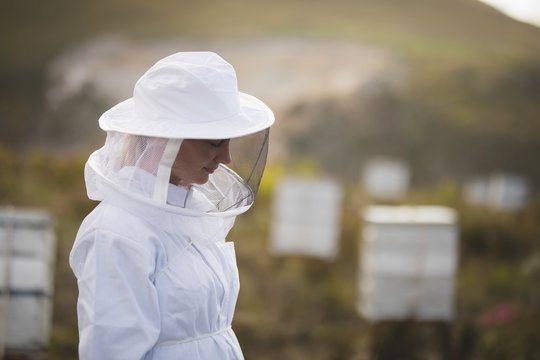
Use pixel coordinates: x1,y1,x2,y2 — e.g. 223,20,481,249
70,229,161,360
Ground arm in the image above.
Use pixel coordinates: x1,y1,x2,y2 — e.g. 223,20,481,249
70,229,161,360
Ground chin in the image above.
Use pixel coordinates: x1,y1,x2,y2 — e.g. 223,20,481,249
194,175,210,185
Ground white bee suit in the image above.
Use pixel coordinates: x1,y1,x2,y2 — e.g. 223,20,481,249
69,51,274,360
71,165,246,359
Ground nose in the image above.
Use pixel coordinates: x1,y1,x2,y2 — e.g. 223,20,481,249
216,140,231,164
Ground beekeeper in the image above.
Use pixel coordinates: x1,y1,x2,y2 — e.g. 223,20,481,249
69,51,274,360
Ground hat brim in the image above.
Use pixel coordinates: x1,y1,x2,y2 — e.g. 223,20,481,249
99,92,275,139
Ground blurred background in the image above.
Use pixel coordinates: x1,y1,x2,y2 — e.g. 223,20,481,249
1,0,540,359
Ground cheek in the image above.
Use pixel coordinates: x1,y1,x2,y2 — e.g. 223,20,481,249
173,154,206,179
196,150,216,166
175,147,203,168
172,144,215,177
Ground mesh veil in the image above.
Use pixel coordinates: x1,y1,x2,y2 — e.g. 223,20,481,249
191,129,269,212
85,129,269,215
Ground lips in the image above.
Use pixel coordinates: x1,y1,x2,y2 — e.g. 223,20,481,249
204,167,217,174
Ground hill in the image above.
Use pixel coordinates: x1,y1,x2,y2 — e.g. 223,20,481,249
3,0,540,69
1,0,540,186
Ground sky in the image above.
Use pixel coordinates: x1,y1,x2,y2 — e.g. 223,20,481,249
478,0,540,27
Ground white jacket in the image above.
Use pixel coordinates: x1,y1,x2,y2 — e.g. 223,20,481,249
70,166,246,359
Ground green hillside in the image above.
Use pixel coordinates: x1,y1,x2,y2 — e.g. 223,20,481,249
2,0,540,173
3,0,540,69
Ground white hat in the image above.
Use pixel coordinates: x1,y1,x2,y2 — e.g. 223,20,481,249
99,51,274,139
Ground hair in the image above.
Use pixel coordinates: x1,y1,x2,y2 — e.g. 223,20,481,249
115,133,168,175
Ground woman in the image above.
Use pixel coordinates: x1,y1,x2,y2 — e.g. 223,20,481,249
69,51,274,359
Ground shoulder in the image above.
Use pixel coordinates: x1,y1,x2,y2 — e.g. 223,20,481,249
78,203,163,243
71,203,168,272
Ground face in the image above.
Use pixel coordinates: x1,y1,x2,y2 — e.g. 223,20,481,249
170,139,231,186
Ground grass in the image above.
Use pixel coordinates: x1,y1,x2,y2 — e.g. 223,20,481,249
1,150,539,359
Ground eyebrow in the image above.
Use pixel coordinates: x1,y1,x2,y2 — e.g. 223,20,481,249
208,139,228,146
208,139,226,146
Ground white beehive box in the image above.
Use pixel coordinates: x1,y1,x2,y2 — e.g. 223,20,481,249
0,209,55,351
358,205,458,322
270,177,343,260
464,174,529,212
362,157,411,201
463,177,489,207
486,174,529,212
